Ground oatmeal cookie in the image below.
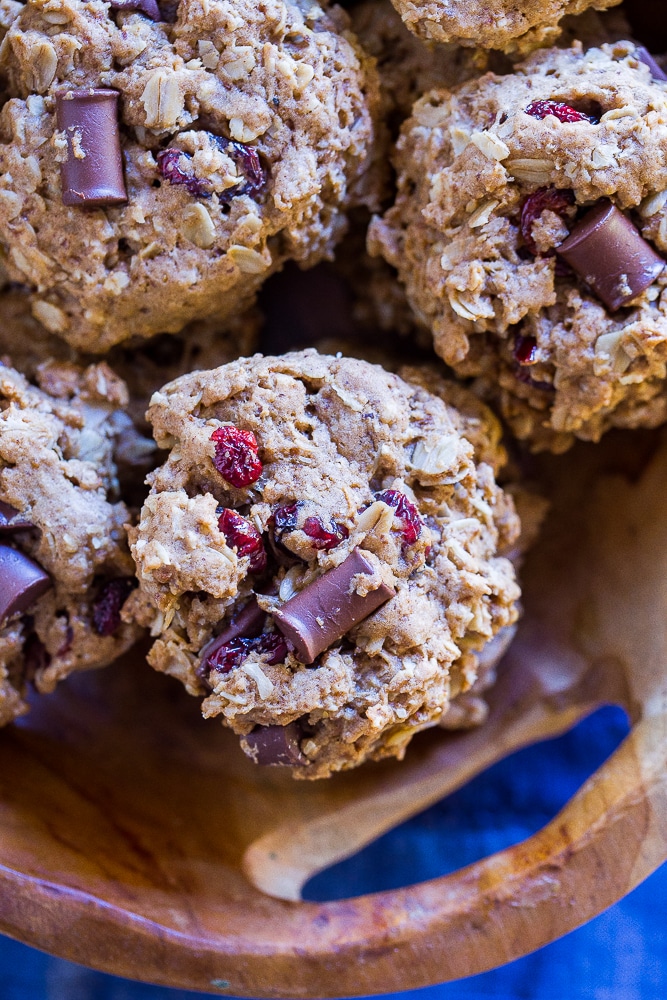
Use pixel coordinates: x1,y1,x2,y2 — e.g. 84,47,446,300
370,42,667,452
389,0,623,53
351,0,492,130
0,285,259,430
127,351,520,778
338,3,632,348
108,310,261,428
0,0,379,351
0,359,141,726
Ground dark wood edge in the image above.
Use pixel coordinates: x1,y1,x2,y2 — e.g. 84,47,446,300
1,718,664,998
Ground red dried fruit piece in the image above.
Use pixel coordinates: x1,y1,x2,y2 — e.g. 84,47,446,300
525,100,596,124
207,635,253,673
211,135,265,201
217,508,267,573
252,632,289,665
211,425,263,488
272,502,301,542
157,135,266,202
92,578,135,637
374,490,423,545
271,503,348,551
514,334,539,366
302,515,349,551
207,632,288,675
520,187,575,256
156,149,212,199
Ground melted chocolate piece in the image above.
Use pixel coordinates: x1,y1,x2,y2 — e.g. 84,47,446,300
557,200,665,311
242,722,309,766
271,548,395,664
56,89,127,207
635,46,667,82
108,0,161,19
0,501,33,533
0,544,51,626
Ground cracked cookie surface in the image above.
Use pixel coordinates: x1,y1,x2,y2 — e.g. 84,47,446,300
370,42,667,451
0,0,379,351
128,350,520,778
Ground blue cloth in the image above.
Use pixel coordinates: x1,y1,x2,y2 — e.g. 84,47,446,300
1,707,665,1000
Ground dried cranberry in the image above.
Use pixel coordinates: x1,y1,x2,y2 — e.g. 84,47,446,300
92,578,135,637
271,502,348,551
302,515,349,551
207,635,253,673
217,508,267,573
255,632,289,665
514,335,539,366
272,502,302,543
156,149,212,199
520,187,575,256
207,631,288,675
157,136,265,203
211,426,263,488
374,490,423,545
525,100,597,124
211,135,266,201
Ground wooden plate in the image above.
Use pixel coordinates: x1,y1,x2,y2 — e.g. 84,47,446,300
0,428,666,996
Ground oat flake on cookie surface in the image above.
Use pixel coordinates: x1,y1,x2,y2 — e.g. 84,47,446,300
0,358,141,726
370,42,667,452
126,351,521,778
0,0,379,351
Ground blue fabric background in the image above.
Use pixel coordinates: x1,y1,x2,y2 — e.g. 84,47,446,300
1,707,664,999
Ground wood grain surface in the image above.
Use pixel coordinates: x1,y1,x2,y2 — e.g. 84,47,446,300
0,429,666,996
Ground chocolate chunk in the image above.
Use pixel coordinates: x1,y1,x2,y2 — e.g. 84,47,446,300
56,89,127,207
272,548,395,664
108,0,161,19
557,200,665,311
0,501,33,533
635,46,667,82
242,722,309,766
0,544,51,626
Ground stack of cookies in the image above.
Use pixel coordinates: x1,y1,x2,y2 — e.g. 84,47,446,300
0,0,662,778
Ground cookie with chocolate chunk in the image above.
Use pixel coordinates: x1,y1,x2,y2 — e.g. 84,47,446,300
0,360,141,726
389,0,622,52
127,351,520,778
0,0,379,351
370,42,667,452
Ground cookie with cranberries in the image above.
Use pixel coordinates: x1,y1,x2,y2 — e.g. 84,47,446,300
127,351,521,778
0,360,141,727
370,42,667,452
0,0,380,351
